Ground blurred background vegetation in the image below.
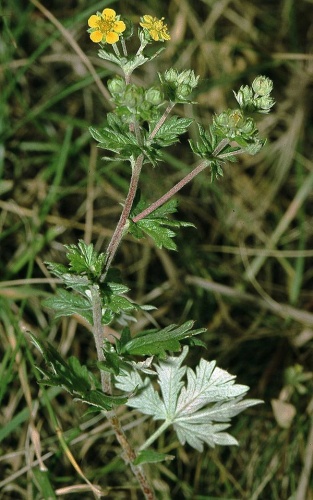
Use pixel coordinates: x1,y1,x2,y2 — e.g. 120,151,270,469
1,0,313,498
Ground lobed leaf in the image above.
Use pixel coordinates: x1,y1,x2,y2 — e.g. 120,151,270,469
115,346,262,451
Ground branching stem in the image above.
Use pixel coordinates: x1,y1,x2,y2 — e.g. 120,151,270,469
132,159,210,223
148,102,175,141
100,103,176,278
212,138,229,156
101,154,144,280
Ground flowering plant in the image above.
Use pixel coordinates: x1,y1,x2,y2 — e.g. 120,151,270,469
31,10,274,499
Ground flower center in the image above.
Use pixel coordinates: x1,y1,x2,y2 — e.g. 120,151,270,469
98,18,115,33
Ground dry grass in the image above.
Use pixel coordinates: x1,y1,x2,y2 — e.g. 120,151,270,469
1,0,313,498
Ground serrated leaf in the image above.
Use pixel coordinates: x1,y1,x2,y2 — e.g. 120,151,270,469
133,219,177,250
98,49,124,66
43,288,93,325
129,198,194,250
30,333,128,411
64,240,105,278
78,389,128,411
45,262,68,278
90,125,142,159
121,321,206,357
29,334,91,393
115,346,262,451
151,116,193,147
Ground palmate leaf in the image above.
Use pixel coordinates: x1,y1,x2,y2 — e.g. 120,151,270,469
115,347,262,451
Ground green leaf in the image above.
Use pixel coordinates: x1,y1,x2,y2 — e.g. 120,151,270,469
64,240,106,278
129,198,194,250
116,347,263,451
90,125,142,160
121,320,206,358
43,288,93,325
78,389,128,411
150,116,193,147
134,449,175,465
29,333,128,411
97,350,121,376
98,49,124,66
132,219,178,250
29,334,91,393
116,327,132,354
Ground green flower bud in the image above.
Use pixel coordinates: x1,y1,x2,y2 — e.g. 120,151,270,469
121,18,134,40
145,87,163,105
163,68,178,83
177,69,199,90
159,69,199,102
252,76,273,96
253,95,275,114
177,84,192,98
233,85,253,108
123,85,144,108
107,76,126,96
213,109,257,139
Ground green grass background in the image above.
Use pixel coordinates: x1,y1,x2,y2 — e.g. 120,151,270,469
1,0,313,498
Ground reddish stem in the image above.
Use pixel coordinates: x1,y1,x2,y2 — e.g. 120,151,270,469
132,160,210,223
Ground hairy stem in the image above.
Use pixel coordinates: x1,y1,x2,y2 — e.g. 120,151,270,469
212,138,229,156
90,285,111,393
132,159,210,223
100,154,144,281
121,38,128,57
148,102,175,141
90,285,155,498
100,104,176,278
107,413,156,499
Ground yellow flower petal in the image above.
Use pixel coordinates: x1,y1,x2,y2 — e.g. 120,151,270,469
140,15,170,41
88,15,100,28
105,32,119,44
163,31,171,40
150,30,159,41
114,20,126,34
90,30,103,43
102,8,116,20
142,15,152,24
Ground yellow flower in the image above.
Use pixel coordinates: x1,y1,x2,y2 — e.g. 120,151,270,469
140,15,171,42
88,8,126,44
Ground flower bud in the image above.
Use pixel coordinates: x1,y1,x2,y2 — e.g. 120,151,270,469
177,84,192,98
254,95,275,114
145,87,163,105
107,76,126,96
163,68,178,83
252,76,273,96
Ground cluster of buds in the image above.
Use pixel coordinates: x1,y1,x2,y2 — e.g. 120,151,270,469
234,75,275,114
213,109,257,141
158,69,199,103
108,76,163,122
